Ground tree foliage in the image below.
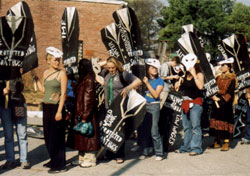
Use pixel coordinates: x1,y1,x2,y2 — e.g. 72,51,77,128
124,0,163,50
226,3,250,41
158,0,250,57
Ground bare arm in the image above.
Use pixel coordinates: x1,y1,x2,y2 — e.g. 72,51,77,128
121,77,142,97
55,70,68,121
34,71,46,94
189,67,204,90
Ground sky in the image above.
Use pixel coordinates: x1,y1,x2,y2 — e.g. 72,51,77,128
159,0,250,6
111,0,250,6
236,0,250,6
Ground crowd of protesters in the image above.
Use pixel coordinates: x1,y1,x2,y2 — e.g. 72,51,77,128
0,46,250,174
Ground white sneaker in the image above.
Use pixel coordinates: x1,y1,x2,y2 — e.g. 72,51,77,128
80,162,96,168
155,156,163,161
139,155,149,160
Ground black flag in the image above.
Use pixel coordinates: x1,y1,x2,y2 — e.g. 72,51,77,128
174,27,218,97
61,7,79,80
160,90,183,151
112,7,143,65
218,34,250,90
101,23,126,64
0,16,33,80
7,1,38,74
100,90,146,153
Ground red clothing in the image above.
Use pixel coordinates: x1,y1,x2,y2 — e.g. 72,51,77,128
181,97,203,114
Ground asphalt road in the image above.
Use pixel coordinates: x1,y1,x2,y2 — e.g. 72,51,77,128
0,115,250,176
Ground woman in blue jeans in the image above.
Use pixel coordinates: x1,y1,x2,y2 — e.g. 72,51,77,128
0,80,15,169
175,54,204,156
138,58,164,161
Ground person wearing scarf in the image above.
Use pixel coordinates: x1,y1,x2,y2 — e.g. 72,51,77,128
209,57,237,151
103,57,141,164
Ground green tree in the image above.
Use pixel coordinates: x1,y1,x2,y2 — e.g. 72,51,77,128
158,0,235,56
124,0,163,50
226,3,250,40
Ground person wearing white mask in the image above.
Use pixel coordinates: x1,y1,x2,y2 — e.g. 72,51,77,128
174,53,204,156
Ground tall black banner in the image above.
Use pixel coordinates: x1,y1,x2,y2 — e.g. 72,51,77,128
101,23,126,64
112,7,143,65
7,1,38,74
100,90,146,153
0,16,33,80
174,27,218,97
61,7,79,80
218,34,250,90
233,93,248,138
160,91,183,150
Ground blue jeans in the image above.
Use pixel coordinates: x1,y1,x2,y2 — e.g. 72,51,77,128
0,106,15,162
245,105,250,140
13,104,28,163
179,104,203,154
142,103,163,157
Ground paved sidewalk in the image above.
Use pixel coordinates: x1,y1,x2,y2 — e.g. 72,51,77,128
0,116,250,176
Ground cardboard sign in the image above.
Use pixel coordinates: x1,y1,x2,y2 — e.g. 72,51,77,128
7,1,38,74
174,28,218,97
61,7,79,80
218,34,250,90
233,93,248,138
160,91,183,150
113,7,143,65
0,16,33,80
100,90,146,153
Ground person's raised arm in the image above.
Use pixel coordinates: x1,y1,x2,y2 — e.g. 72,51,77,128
121,77,142,97
33,71,46,94
143,77,163,99
189,67,204,90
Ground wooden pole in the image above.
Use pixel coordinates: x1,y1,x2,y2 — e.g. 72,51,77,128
215,101,219,108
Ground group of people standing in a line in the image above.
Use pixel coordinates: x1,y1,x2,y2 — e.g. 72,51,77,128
0,46,249,174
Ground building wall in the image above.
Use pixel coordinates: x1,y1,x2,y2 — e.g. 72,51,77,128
0,0,122,76
0,0,123,106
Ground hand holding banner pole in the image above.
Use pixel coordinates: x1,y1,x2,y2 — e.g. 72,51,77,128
215,101,220,108
5,81,10,109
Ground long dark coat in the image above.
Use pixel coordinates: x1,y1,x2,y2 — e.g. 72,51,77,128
209,72,236,141
74,73,99,151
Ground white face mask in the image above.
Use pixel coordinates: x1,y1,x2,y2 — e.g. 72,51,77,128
182,54,197,70
91,58,101,74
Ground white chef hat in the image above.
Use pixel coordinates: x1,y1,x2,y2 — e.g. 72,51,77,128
46,46,63,58
145,58,161,69
218,57,234,65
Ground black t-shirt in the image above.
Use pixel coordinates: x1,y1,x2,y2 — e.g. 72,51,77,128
180,77,202,99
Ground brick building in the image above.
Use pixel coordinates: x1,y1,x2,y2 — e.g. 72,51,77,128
0,0,126,74
0,0,126,106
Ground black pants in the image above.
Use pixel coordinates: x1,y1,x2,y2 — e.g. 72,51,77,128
43,103,66,169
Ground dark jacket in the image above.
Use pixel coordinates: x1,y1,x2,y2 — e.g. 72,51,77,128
74,73,99,151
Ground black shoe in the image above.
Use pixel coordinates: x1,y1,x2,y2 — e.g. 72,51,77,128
18,162,31,169
0,161,16,170
43,161,51,168
48,167,67,174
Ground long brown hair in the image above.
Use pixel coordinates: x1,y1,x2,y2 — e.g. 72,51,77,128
106,57,124,72
186,62,202,77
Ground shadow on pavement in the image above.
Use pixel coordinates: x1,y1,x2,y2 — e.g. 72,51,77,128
27,140,49,167
110,159,141,176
